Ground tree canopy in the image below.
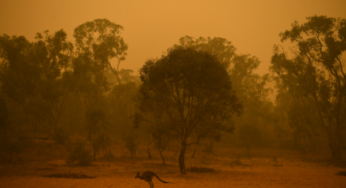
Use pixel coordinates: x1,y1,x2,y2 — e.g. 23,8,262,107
0,30,73,137
175,36,273,152
137,47,242,174
271,15,346,160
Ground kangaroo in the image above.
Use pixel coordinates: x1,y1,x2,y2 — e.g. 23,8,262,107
135,171,168,188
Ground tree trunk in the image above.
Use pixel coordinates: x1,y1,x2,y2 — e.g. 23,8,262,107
93,131,96,160
191,148,196,158
179,140,187,174
159,150,165,165
329,129,343,161
147,146,152,159
147,135,153,159
331,147,342,161
312,95,343,161
246,146,250,156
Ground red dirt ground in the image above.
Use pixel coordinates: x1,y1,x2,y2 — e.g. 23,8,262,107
1,146,346,188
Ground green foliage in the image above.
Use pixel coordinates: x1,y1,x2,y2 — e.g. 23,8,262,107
67,141,93,165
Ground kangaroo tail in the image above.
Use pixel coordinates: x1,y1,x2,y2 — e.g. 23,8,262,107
153,173,169,183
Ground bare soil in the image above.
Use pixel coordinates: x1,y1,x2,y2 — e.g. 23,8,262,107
1,145,346,188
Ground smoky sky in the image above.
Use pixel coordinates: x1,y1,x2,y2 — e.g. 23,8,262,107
0,0,345,75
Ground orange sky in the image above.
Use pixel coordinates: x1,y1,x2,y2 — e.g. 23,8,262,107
0,0,345,75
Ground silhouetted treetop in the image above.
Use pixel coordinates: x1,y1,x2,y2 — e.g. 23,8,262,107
138,46,242,174
271,15,346,161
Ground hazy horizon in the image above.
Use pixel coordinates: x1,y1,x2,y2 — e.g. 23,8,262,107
1,2,346,186
1,0,345,75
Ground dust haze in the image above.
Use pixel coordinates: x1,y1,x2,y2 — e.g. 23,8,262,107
1,1,346,188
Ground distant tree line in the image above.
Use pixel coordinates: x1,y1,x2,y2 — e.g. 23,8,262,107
0,19,132,162
0,15,345,173
271,15,346,161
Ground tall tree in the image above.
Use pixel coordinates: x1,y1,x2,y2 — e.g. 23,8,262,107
0,95,9,136
271,15,346,161
73,18,128,159
0,30,73,138
74,18,128,87
176,36,236,68
137,47,242,174
176,36,272,151
274,76,321,153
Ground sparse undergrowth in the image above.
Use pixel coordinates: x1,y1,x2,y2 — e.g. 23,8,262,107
44,173,95,179
187,166,214,173
336,171,346,176
66,141,93,166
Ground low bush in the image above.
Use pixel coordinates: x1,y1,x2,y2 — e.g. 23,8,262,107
66,141,93,165
123,135,138,158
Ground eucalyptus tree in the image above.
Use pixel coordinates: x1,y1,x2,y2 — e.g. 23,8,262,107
176,36,236,68
0,30,73,139
137,47,242,174
73,15,128,82
73,18,128,159
176,36,272,151
0,95,9,136
271,15,346,160
176,36,271,103
274,75,321,152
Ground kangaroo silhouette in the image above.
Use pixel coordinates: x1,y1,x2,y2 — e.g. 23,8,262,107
135,171,168,187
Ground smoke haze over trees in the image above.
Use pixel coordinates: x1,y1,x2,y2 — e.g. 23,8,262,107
0,14,346,179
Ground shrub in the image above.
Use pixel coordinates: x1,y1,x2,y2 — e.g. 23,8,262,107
52,128,70,146
102,150,114,161
66,141,93,165
124,135,138,158
93,133,111,157
0,136,30,163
